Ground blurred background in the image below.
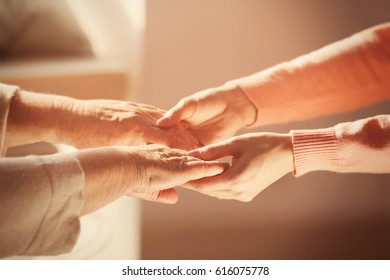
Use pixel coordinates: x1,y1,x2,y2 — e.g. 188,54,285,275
1,0,390,259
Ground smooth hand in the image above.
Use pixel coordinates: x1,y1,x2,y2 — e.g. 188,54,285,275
185,133,294,202
157,83,257,145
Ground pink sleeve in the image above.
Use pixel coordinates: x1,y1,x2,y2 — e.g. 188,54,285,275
291,115,390,176
229,23,390,126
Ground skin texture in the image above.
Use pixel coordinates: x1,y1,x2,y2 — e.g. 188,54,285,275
75,145,227,215
185,133,294,202
157,83,257,145
4,89,219,210
5,90,199,150
60,99,199,150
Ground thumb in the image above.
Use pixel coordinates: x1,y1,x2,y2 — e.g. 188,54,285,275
157,99,196,127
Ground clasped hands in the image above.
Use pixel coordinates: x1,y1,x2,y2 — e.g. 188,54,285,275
156,83,294,203
6,83,293,213
73,83,294,207
71,82,293,206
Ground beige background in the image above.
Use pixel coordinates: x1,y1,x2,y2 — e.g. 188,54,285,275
140,0,390,259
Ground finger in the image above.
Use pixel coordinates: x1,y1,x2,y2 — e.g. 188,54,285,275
139,108,165,123
144,108,166,119
183,158,246,192
135,102,166,113
206,190,238,200
170,126,200,150
157,98,196,127
183,173,227,192
187,140,238,160
156,188,179,204
129,188,178,204
183,183,233,200
181,161,229,181
145,127,176,146
146,127,200,150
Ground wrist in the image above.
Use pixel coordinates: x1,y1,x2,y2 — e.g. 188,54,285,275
74,146,140,215
55,99,88,147
222,82,257,127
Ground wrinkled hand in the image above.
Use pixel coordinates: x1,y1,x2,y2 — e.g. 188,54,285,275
157,83,257,145
77,145,228,214
124,145,229,203
61,99,199,150
184,133,294,202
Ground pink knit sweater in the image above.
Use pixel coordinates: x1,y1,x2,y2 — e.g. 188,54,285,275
232,23,390,176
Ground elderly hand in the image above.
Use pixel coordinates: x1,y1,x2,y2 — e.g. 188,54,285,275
184,133,294,202
75,145,227,214
157,83,257,145
5,90,199,150
61,99,199,150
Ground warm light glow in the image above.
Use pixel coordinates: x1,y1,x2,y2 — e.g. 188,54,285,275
119,0,146,34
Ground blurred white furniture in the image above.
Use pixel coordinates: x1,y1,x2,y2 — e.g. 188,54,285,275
0,0,147,260
0,58,127,100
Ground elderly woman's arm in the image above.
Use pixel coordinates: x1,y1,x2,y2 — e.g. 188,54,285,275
74,145,226,215
0,84,225,258
0,145,225,258
4,85,198,150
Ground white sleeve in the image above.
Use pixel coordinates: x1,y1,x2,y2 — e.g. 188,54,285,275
0,153,84,258
0,83,84,258
0,83,18,156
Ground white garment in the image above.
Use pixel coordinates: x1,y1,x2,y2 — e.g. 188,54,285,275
0,83,83,258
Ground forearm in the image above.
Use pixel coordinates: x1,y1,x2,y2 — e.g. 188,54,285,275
232,23,390,126
291,115,390,176
72,147,140,215
5,88,76,148
0,153,83,257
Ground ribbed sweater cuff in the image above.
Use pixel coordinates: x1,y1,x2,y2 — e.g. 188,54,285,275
228,74,287,126
291,128,339,176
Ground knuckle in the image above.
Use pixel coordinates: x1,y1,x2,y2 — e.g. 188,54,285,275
145,191,159,201
201,162,210,172
201,145,217,157
177,160,186,172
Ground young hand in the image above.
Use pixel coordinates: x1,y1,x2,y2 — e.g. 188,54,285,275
185,133,294,202
157,83,257,145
